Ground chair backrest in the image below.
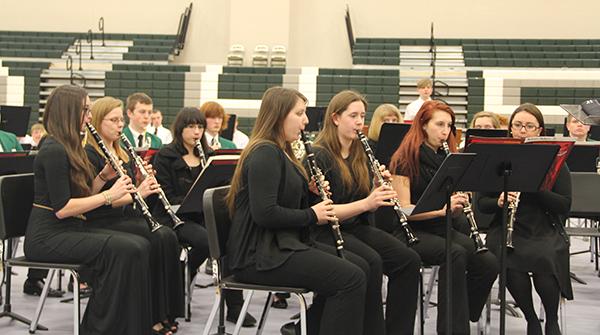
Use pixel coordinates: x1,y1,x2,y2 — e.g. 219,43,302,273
0,173,34,240
253,44,269,54
271,45,286,54
203,185,232,262
229,44,245,53
570,172,600,217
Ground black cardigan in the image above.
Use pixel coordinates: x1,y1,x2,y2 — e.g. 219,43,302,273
227,143,317,272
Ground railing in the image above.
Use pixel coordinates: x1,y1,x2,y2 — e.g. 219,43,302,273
66,55,86,87
98,17,105,47
86,29,94,60
174,3,193,55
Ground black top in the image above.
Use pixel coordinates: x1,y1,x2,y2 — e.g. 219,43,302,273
33,137,73,211
152,142,207,224
309,146,370,228
227,143,316,272
478,165,573,299
84,144,137,220
394,143,448,229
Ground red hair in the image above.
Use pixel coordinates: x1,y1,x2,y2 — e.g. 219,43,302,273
389,100,457,181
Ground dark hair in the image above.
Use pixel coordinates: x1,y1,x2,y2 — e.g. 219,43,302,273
172,107,210,155
43,85,94,196
508,103,545,136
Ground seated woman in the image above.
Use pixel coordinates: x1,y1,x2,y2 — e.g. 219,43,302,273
152,107,256,326
227,86,369,335
470,111,502,129
367,103,403,151
312,90,421,335
478,103,573,335
389,100,499,334
84,96,184,335
23,85,153,334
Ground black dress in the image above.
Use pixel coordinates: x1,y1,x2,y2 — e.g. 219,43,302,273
310,146,421,335
24,137,152,335
228,143,368,335
396,143,499,334
85,144,184,324
478,165,573,300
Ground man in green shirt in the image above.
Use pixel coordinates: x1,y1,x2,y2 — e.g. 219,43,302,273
122,92,163,150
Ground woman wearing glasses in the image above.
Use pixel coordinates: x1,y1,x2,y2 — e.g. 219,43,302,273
85,96,184,335
478,103,572,335
23,85,153,334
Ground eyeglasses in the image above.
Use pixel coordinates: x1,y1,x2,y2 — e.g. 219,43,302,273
104,117,125,124
511,122,540,132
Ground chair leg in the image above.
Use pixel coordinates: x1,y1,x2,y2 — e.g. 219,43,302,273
560,298,566,335
233,290,253,335
183,248,191,322
423,266,439,319
70,271,81,335
417,269,424,335
255,292,273,335
291,293,308,335
202,287,222,335
29,269,56,334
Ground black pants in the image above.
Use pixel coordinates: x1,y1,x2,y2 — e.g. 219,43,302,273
234,242,367,335
317,224,421,335
401,226,499,335
506,269,561,334
175,220,246,313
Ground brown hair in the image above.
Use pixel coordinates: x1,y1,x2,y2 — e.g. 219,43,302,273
508,103,545,136
470,111,501,129
87,96,130,163
126,92,153,112
314,90,371,196
43,85,94,197
367,103,402,141
226,87,308,213
416,78,433,89
200,101,229,131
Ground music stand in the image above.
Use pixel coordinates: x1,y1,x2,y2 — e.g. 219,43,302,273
177,156,238,215
411,153,476,334
0,105,31,137
464,128,508,147
464,143,558,335
374,123,410,166
305,107,326,132
0,152,35,176
221,114,236,140
567,144,600,172
561,101,600,171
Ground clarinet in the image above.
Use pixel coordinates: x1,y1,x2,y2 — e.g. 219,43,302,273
300,131,345,258
356,131,419,245
195,139,208,169
120,134,185,230
441,141,488,253
506,192,521,250
85,123,163,232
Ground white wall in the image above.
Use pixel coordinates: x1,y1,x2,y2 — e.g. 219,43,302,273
2,0,600,67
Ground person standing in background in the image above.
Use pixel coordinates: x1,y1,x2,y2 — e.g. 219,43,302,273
403,78,432,121
199,101,236,150
148,109,173,145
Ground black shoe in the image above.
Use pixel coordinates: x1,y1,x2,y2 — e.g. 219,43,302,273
272,297,288,309
280,321,299,335
68,281,93,295
23,279,65,298
226,310,257,327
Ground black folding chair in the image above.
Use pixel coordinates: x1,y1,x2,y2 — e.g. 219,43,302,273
0,173,83,334
202,186,310,335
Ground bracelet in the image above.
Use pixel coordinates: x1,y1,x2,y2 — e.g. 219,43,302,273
102,191,112,206
98,173,108,182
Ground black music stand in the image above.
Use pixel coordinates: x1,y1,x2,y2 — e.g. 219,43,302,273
567,144,600,172
0,105,31,137
374,123,411,166
0,152,35,175
411,153,477,335
464,143,558,335
562,101,600,170
221,114,236,141
177,156,238,216
305,107,326,132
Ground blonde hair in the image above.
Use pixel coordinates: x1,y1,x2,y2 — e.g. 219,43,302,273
470,111,501,129
367,104,402,141
87,96,130,163
416,78,433,89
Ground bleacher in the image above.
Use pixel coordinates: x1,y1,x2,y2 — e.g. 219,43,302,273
218,66,285,100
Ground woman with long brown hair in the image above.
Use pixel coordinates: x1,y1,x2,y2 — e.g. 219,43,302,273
226,86,368,335
23,85,153,334
478,103,572,335
389,100,499,334
312,90,421,335
84,96,184,334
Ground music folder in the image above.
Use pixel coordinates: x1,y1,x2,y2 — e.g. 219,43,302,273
176,155,239,215
464,128,508,147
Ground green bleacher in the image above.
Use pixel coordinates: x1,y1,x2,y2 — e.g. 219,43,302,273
520,87,600,105
218,67,285,100
466,71,485,124
2,61,52,127
316,68,399,119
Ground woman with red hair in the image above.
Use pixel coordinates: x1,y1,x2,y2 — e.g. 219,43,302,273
389,100,498,334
